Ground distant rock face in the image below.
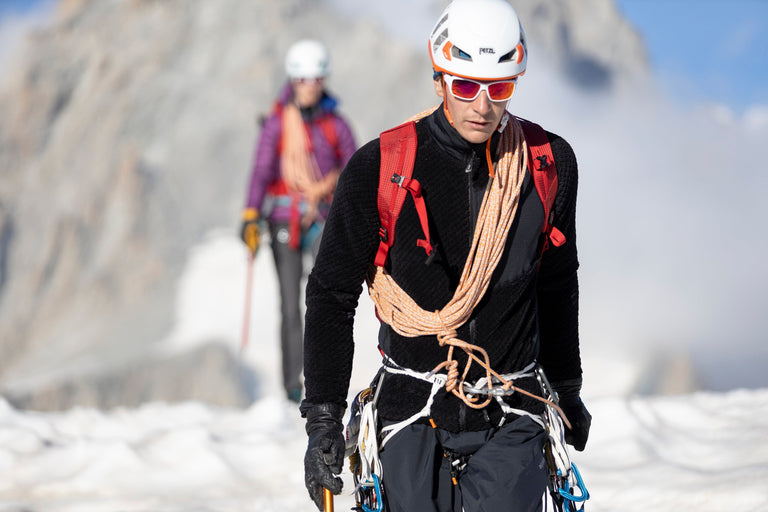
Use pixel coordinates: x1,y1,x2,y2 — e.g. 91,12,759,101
0,0,647,410
513,0,648,91
4,342,259,410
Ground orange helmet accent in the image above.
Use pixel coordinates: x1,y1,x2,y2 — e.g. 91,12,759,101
442,41,453,62
515,43,525,65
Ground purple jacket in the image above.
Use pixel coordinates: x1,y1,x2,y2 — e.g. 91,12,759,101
245,82,357,224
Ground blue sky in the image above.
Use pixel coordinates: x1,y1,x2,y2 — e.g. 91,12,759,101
615,0,768,112
2,0,767,112
0,0,48,15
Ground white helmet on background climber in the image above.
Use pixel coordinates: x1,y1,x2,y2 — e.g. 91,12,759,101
285,39,330,79
429,0,527,80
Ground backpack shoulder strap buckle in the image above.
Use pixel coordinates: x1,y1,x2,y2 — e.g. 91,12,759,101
516,116,564,252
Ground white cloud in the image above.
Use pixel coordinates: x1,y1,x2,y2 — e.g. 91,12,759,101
508,60,768,389
744,104,768,131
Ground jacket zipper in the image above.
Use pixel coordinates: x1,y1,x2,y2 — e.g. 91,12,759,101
465,155,478,346
465,156,477,242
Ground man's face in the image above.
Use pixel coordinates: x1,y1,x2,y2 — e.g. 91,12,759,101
434,75,508,144
292,77,324,108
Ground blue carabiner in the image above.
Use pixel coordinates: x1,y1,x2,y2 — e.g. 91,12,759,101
558,462,590,510
362,474,384,512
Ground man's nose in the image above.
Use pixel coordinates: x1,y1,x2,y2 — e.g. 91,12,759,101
474,91,493,113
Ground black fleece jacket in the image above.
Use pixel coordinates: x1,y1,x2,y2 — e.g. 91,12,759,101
303,106,581,432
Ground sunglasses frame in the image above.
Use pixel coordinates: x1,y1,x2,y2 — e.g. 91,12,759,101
443,74,517,102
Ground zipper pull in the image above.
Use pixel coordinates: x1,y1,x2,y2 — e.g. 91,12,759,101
465,153,480,176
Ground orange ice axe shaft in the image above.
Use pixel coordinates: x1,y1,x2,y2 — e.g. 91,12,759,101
324,488,334,512
240,252,255,351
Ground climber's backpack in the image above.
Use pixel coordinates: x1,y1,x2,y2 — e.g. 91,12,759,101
373,116,565,268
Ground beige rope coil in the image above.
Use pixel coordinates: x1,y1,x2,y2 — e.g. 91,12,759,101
280,103,338,226
280,102,322,192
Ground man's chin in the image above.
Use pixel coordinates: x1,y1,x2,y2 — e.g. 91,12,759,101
460,128,493,144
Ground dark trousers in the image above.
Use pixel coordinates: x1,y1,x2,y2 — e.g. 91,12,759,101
379,415,548,512
268,223,322,394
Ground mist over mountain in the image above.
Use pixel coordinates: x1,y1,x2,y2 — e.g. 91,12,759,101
2,0,655,409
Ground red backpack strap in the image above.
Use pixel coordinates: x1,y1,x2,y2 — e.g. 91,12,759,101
269,102,286,156
518,117,565,250
317,114,342,162
374,121,435,267
272,105,340,161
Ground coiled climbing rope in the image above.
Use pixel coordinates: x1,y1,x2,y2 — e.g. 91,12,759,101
367,107,540,411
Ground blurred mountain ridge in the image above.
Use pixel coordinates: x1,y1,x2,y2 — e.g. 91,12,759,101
0,0,648,410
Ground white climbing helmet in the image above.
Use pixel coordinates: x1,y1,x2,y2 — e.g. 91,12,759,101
285,39,330,79
429,0,527,81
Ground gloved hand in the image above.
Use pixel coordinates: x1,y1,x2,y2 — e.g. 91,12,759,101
300,401,346,510
240,208,260,255
552,378,591,452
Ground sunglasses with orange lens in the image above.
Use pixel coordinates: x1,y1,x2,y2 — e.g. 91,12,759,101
443,74,517,102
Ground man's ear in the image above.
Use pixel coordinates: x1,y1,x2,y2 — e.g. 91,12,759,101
433,77,445,99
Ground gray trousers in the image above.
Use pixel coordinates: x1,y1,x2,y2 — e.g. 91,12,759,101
379,415,548,512
268,222,322,394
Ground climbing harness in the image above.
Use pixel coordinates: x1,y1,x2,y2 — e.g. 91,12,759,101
377,358,566,447
536,366,590,512
347,361,589,509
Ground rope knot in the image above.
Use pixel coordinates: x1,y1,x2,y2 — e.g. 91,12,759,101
443,360,459,393
436,330,457,347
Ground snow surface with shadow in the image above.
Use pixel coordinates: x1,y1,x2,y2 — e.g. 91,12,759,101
1,386,767,511
1,233,767,512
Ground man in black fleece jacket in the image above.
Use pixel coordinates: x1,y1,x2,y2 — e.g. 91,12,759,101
300,1,590,510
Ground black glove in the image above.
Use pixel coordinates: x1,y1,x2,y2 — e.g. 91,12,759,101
552,378,591,452
300,401,346,510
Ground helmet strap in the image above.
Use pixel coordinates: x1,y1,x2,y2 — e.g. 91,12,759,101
485,137,495,178
441,77,455,127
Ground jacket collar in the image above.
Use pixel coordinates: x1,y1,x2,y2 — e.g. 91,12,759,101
425,103,501,165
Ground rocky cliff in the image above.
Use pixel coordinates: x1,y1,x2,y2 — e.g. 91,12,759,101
0,0,647,409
